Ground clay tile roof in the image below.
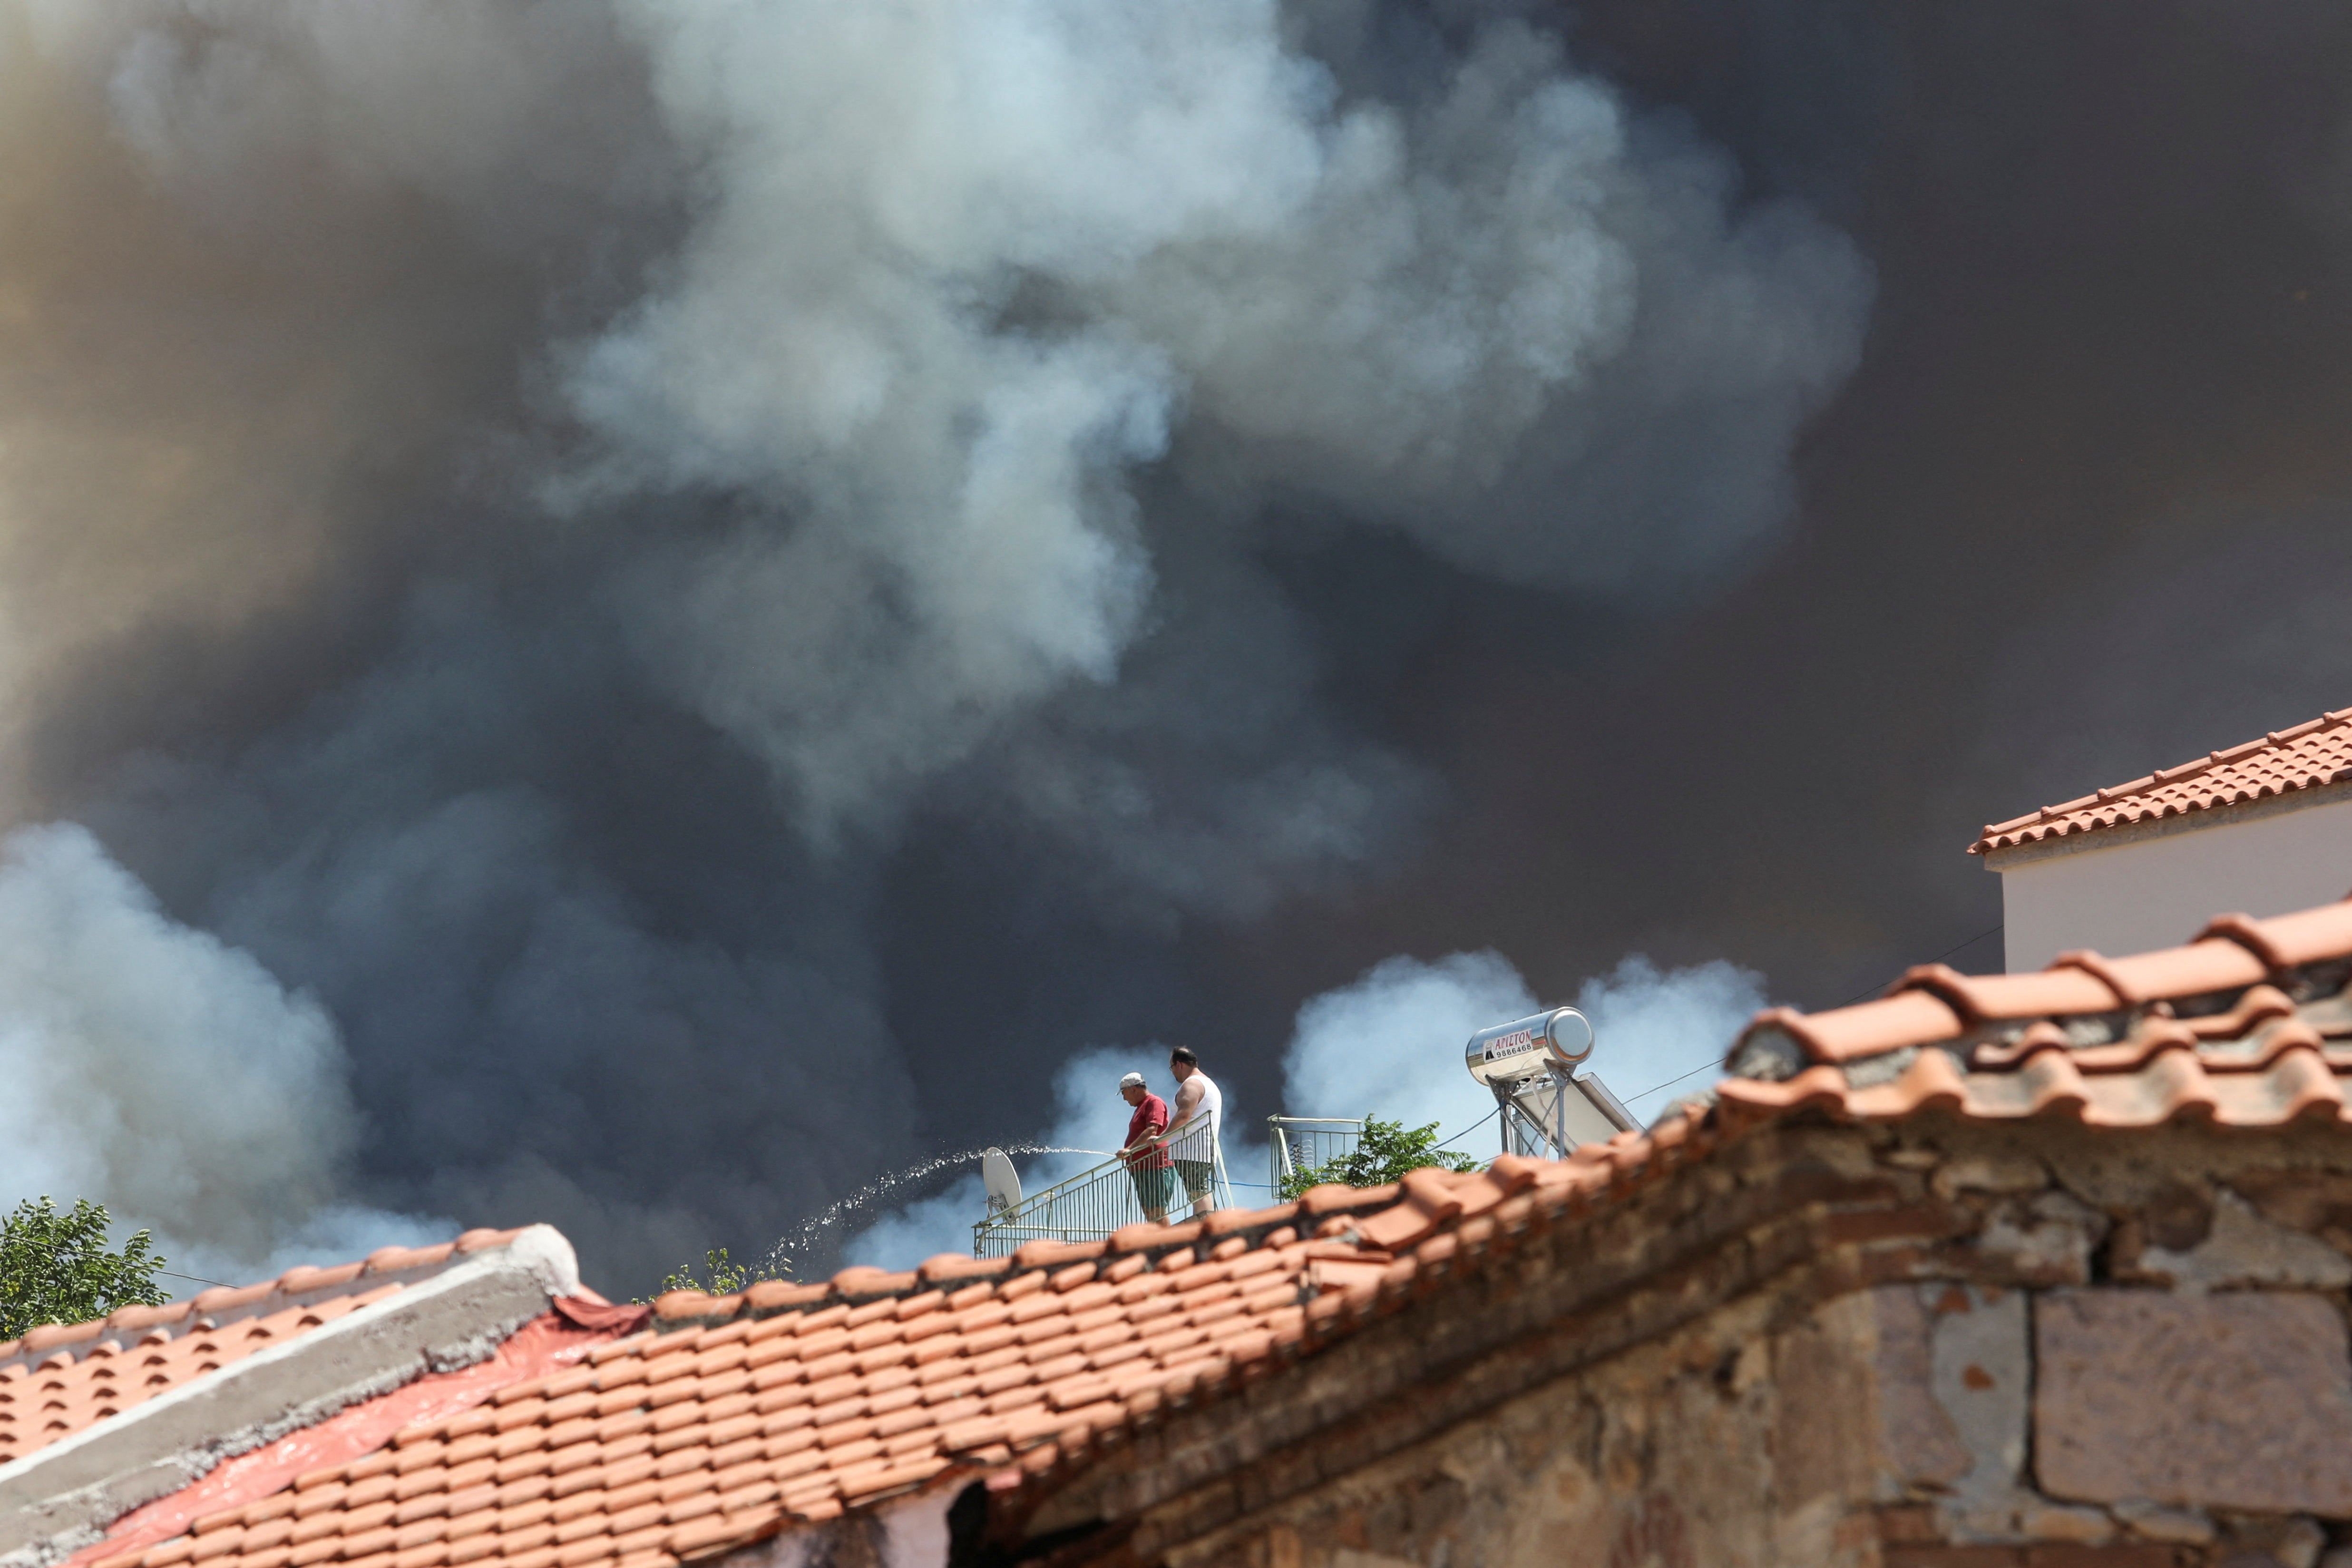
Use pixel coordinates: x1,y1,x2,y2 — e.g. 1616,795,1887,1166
71,1161,1680,1568
2054,940,2265,1006
0,1233,535,1469
1743,990,1963,1066
1972,705,2352,854
1715,894,2352,1134
57,898,2352,1568
2203,899,2352,969
1896,963,2122,1022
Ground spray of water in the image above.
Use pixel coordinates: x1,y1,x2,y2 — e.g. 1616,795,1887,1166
761,1142,1109,1276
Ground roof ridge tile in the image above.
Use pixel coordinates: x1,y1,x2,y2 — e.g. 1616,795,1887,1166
1973,703,2352,853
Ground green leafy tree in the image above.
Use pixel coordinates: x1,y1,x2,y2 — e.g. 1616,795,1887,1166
1278,1115,1481,1201
641,1246,793,1303
1,1198,170,1341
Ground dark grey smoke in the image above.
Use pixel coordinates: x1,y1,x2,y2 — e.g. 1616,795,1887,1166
1269,0,2352,1030
8,0,2347,1292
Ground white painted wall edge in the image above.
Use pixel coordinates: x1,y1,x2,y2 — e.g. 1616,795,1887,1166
0,1226,581,1568
1996,792,2352,972
716,1480,962,1568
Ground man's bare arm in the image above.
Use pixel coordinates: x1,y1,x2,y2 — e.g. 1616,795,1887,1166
1121,1105,1171,1155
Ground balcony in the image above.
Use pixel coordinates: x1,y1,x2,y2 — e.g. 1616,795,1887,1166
972,1118,1234,1257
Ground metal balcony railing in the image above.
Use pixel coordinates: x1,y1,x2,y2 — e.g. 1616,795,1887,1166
972,1118,1232,1257
1266,1115,1363,1197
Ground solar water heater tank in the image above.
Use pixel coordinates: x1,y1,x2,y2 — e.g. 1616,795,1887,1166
1465,1007,1638,1157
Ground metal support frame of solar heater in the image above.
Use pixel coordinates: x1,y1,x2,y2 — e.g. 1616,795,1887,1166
972,1120,1235,1257
1492,1065,1639,1159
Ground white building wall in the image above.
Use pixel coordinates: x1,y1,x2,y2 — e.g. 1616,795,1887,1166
1998,793,2352,972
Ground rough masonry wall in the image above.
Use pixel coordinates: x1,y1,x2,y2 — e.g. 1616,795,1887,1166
1161,1285,1884,1568
1006,1117,2352,1568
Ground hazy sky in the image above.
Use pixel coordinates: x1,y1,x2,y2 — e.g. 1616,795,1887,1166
2,0,2349,1290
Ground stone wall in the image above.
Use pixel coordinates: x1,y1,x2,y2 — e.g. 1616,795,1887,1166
981,1115,2352,1568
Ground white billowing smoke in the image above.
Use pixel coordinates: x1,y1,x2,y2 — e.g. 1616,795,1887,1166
0,824,440,1279
571,0,1870,832
1283,951,1537,1142
1573,954,1773,1118
1282,949,1768,1147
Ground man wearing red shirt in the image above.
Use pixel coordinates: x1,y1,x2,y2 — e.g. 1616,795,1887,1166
1118,1071,1175,1223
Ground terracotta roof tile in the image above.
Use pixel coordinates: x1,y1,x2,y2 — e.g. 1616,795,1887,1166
2204,899,2352,968
1896,963,2124,1021
1748,990,1966,1066
1710,895,2352,1139
2059,939,2268,1006
1973,705,2352,853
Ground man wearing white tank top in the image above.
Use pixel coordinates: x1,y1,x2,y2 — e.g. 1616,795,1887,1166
1167,1046,1223,1217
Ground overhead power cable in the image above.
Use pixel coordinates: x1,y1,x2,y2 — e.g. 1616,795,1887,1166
1432,1103,1502,1149
1826,921,2004,1010
156,1268,234,1290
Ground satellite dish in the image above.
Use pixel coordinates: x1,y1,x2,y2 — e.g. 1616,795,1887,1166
1464,1007,1596,1085
981,1148,1022,1217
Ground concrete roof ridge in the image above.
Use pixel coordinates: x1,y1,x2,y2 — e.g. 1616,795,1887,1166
0,1229,531,1382
0,1225,579,1568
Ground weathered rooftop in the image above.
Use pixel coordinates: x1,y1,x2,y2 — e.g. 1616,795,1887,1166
26,894,2352,1568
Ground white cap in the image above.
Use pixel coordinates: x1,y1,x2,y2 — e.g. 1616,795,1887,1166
1119,1071,1145,1090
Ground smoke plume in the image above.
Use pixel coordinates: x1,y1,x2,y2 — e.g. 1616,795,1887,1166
0,0,1874,1289
39,1,2346,1297
562,0,1867,835
25,0,2352,1293
0,824,437,1277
